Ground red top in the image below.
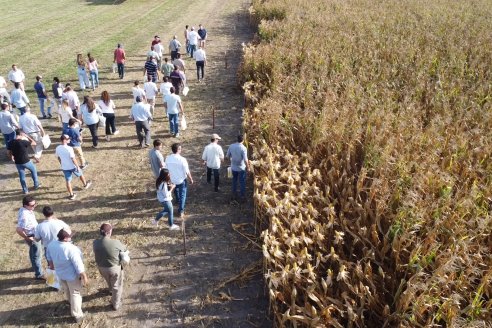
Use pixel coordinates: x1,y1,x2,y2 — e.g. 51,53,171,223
114,48,126,64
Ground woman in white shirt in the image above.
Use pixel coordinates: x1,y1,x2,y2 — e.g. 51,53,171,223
80,96,101,148
152,169,179,230
59,100,80,130
87,53,99,91
97,91,119,141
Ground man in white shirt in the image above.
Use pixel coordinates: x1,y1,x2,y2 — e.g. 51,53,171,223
188,27,199,58
62,84,80,117
164,87,184,137
47,229,88,323
194,46,207,82
35,206,71,258
165,143,194,218
19,107,45,162
131,80,146,104
153,40,164,68
16,195,44,280
10,82,30,115
160,76,173,109
0,102,18,148
8,64,26,90
131,96,153,148
143,77,158,116
202,134,224,192
0,75,11,107
56,134,92,200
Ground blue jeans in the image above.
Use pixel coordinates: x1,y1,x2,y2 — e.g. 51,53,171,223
189,44,196,58
17,106,27,115
3,131,15,148
77,67,89,89
232,170,246,197
90,70,99,89
174,179,188,215
156,200,174,226
38,97,51,117
28,240,43,278
62,122,69,130
168,113,179,135
15,161,40,193
117,63,125,78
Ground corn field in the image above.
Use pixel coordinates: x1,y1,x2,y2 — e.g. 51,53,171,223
240,0,492,326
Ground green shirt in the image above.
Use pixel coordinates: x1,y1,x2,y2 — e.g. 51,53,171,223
93,237,126,268
161,62,174,77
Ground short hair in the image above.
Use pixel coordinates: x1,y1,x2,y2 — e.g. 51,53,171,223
22,195,35,206
53,77,60,83
237,135,244,143
100,223,112,236
1,103,8,110
15,128,22,135
153,139,162,147
163,76,169,82
176,53,181,59
57,229,71,241
173,65,178,70
134,80,140,86
135,96,142,102
164,57,169,62
14,82,20,89
117,43,121,48
42,206,54,217
36,75,42,81
170,87,175,94
68,118,78,126
171,143,180,154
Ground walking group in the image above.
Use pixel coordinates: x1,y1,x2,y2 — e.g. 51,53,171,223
1,23,250,324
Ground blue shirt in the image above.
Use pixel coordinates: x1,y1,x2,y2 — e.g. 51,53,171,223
226,142,248,171
63,127,81,147
34,81,46,99
46,240,85,281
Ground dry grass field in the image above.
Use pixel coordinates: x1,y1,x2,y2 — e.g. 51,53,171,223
0,0,270,327
242,0,492,327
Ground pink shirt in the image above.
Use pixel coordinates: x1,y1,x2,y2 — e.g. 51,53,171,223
114,48,126,64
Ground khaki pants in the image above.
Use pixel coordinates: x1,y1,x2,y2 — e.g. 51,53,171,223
98,265,124,309
73,146,86,166
61,278,84,319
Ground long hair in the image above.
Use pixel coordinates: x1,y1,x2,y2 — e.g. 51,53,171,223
101,90,111,105
62,100,71,113
156,168,171,189
77,53,84,66
83,96,96,112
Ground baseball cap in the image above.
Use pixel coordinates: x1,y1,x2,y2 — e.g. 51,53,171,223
212,133,221,140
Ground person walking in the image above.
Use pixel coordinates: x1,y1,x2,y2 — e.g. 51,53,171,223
168,35,181,61
143,76,158,116
10,82,30,115
93,223,127,311
0,74,11,106
187,27,199,58
62,84,80,118
153,40,164,68
198,24,208,48
0,102,19,149
172,53,186,73
131,80,146,104
165,143,194,218
80,96,101,148
59,100,80,130
184,25,190,55
149,139,166,178
194,46,207,82
152,169,179,230
19,106,45,162
7,129,41,194
97,91,119,141
164,87,184,137
226,135,250,200
76,54,90,91
114,43,126,79
63,118,88,169
16,195,44,280
8,64,26,90
130,96,153,148
143,56,159,83
169,66,184,95
161,57,174,78
34,75,52,119
46,229,88,323
35,206,71,261
87,53,99,90
160,76,173,110
52,77,64,113
56,134,92,200
202,134,224,192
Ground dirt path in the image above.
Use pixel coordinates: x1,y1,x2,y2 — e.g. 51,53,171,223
0,0,270,327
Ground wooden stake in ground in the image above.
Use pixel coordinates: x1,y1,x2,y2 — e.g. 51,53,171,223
182,217,187,256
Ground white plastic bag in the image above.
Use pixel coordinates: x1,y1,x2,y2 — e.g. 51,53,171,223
112,63,117,73
98,114,106,127
46,268,61,290
227,166,232,178
182,86,189,96
119,250,130,267
42,134,51,149
181,115,187,131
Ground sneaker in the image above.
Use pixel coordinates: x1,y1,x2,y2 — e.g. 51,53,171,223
169,224,180,231
69,194,77,200
113,130,120,135
175,133,180,137
106,135,110,141
151,219,158,226
92,145,98,148
84,181,92,189
48,114,53,119
34,184,42,190
23,190,29,195
35,275,47,281
75,312,87,324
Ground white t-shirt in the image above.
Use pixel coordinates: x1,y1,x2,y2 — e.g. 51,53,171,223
202,143,224,169
194,49,206,62
132,86,146,103
164,94,181,115
97,99,115,114
59,107,73,124
165,154,190,185
62,90,80,110
160,82,173,101
188,31,199,45
157,182,173,202
8,69,25,82
35,219,70,247
144,82,158,99
56,144,76,170
154,43,164,57
19,113,41,134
